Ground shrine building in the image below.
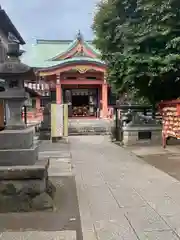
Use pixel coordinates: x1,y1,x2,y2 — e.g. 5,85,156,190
22,31,115,118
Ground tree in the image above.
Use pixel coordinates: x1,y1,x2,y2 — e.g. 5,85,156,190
93,0,180,105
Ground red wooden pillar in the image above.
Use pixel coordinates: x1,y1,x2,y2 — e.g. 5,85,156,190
101,83,108,118
36,97,41,110
56,73,62,104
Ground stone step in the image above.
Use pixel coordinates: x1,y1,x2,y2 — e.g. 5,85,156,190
68,126,110,136
0,143,39,166
0,231,76,239
48,162,73,177
39,151,71,158
69,132,110,136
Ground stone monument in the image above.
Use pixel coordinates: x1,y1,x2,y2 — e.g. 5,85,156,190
0,42,55,212
39,103,51,140
112,104,162,145
122,110,162,146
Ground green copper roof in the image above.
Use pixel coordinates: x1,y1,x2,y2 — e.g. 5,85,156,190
39,57,105,70
21,34,102,69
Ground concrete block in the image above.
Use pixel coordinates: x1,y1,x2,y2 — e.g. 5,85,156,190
123,126,162,146
0,159,49,180
0,144,39,166
0,179,46,195
0,127,34,149
0,231,76,240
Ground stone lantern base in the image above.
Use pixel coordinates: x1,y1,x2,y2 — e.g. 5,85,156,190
0,159,55,212
0,127,38,166
0,111,56,211
0,126,56,211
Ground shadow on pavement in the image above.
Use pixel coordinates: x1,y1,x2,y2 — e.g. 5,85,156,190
140,153,180,181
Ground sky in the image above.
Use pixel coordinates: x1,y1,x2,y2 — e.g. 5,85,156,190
0,0,99,44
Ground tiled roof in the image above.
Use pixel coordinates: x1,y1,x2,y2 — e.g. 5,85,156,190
21,33,103,69
39,57,105,70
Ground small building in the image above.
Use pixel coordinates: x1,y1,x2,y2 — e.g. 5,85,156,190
0,6,25,64
22,31,116,118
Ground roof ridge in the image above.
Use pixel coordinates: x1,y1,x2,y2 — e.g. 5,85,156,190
36,39,72,44
36,39,93,44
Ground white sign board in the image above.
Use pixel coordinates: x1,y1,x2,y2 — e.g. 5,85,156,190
51,104,63,137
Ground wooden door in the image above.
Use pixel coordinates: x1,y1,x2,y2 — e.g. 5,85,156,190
64,89,72,117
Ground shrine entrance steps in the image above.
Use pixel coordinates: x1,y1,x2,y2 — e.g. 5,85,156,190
68,118,112,136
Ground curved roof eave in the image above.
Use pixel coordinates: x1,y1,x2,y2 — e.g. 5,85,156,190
84,41,100,55
38,58,106,71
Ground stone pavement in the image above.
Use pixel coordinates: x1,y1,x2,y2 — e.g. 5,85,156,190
70,135,180,239
0,231,76,239
0,139,81,240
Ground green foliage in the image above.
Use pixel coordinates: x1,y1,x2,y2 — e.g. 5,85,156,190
93,0,180,105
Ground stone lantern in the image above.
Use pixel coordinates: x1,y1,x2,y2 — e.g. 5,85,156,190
0,42,37,166
0,42,54,212
0,42,34,129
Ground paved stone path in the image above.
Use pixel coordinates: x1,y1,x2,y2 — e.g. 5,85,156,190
0,140,81,240
70,135,180,239
0,231,76,240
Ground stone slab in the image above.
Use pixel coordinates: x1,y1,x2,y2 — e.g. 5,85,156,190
0,159,49,180
123,125,162,131
0,231,76,240
39,151,71,158
123,128,162,146
48,159,73,177
0,144,38,166
39,141,69,152
138,230,179,240
0,88,27,98
0,192,53,213
0,194,32,212
0,179,54,212
0,179,46,195
68,119,111,136
0,127,34,149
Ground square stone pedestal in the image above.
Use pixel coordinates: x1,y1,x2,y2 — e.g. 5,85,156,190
0,127,38,166
0,126,56,212
0,159,55,212
123,125,162,146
